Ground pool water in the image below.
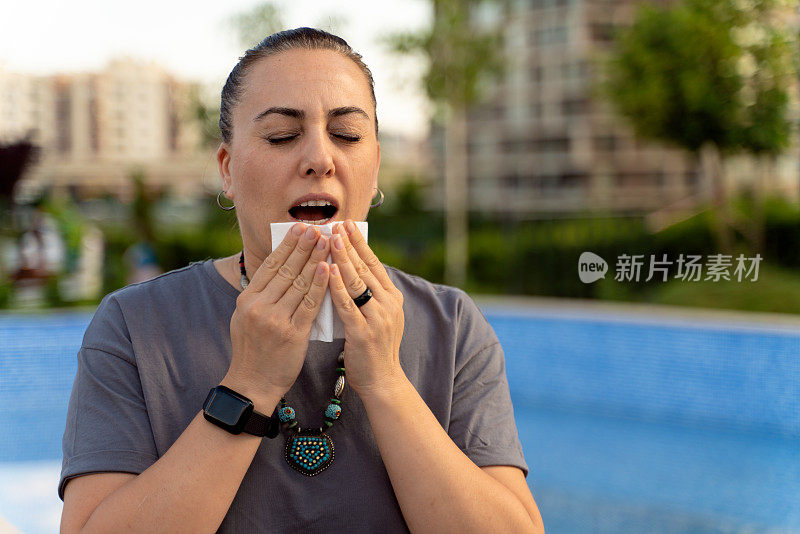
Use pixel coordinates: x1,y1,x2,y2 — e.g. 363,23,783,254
1,305,798,533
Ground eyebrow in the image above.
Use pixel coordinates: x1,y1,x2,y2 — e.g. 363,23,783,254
253,106,370,122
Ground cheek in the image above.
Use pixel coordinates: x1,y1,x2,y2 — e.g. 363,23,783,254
233,149,289,192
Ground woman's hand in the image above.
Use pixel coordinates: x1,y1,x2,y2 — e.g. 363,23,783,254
226,223,331,400
327,219,406,398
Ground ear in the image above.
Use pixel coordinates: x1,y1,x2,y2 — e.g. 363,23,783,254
217,143,234,198
372,141,381,191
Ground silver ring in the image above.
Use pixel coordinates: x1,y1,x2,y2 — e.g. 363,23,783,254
217,190,235,211
369,187,384,208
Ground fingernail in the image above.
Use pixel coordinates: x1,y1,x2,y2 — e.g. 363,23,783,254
334,234,344,250
316,236,326,250
346,220,355,234
305,226,316,240
331,264,340,276
316,262,326,275
292,223,305,236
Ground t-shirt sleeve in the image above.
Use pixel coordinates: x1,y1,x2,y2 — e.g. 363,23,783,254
58,294,159,501
447,291,530,478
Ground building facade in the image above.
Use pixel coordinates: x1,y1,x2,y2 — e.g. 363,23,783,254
427,0,800,219
0,59,208,201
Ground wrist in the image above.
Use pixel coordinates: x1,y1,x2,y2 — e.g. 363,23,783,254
355,368,410,404
219,373,283,415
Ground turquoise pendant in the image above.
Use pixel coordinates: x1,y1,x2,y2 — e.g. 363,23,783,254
284,428,334,476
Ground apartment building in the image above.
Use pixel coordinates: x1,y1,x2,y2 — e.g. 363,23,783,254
0,59,207,201
0,66,56,150
427,0,800,218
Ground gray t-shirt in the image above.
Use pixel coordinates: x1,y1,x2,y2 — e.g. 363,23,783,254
59,259,528,532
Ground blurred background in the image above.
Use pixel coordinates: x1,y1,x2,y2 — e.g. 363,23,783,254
1,0,799,532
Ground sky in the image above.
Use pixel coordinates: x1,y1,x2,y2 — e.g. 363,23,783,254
0,0,432,138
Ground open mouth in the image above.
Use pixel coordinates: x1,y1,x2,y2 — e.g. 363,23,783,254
288,201,338,224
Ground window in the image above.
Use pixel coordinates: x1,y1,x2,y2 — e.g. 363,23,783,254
559,173,587,187
531,26,569,46
503,174,521,189
562,61,589,80
594,136,617,151
539,137,571,152
562,98,589,115
590,23,615,43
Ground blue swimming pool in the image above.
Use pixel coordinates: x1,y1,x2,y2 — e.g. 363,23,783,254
1,304,799,533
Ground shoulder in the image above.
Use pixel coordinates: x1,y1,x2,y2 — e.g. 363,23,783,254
108,260,208,300
84,261,210,348
382,263,494,339
383,263,470,308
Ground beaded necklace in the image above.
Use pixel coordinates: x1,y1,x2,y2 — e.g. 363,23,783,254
239,251,345,476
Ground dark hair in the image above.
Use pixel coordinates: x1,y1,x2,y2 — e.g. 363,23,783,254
219,27,378,144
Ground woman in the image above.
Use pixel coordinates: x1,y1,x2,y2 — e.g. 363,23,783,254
59,28,544,533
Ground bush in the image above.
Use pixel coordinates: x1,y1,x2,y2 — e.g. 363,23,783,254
6,184,800,316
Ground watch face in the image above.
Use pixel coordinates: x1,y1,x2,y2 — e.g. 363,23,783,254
206,388,252,432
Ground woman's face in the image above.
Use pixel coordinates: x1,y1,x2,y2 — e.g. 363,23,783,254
217,48,380,254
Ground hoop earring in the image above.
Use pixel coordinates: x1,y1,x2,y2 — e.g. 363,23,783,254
369,187,384,208
217,190,235,211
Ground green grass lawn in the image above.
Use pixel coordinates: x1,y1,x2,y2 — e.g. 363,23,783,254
644,262,800,315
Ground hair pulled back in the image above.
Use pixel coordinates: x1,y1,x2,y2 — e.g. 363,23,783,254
219,27,378,144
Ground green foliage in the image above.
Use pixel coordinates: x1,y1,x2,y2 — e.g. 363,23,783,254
0,279,12,308
600,0,798,155
8,179,800,315
366,180,446,282
100,223,137,296
186,84,222,147
129,170,157,241
650,262,800,314
383,0,507,113
761,196,800,267
227,2,284,49
40,194,85,273
393,179,426,215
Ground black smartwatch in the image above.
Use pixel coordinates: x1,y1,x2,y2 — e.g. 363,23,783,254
203,385,280,438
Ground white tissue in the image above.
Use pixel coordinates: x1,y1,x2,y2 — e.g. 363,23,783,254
271,221,368,342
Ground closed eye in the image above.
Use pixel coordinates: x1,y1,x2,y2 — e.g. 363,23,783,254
266,133,362,145
334,134,361,143
268,135,298,144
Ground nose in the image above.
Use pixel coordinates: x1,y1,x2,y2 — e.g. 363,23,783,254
298,129,335,178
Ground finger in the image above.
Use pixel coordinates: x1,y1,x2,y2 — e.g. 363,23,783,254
333,223,385,300
279,235,330,312
328,263,367,327
330,227,378,302
342,219,395,293
262,225,323,304
245,222,306,293
291,260,331,330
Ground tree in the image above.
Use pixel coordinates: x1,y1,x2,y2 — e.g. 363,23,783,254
191,4,349,148
600,0,798,254
226,2,284,49
187,84,223,148
0,138,38,206
187,3,285,148
0,138,39,279
385,0,507,287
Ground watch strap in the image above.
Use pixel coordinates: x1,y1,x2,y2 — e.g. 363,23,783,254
205,385,281,439
244,408,281,438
